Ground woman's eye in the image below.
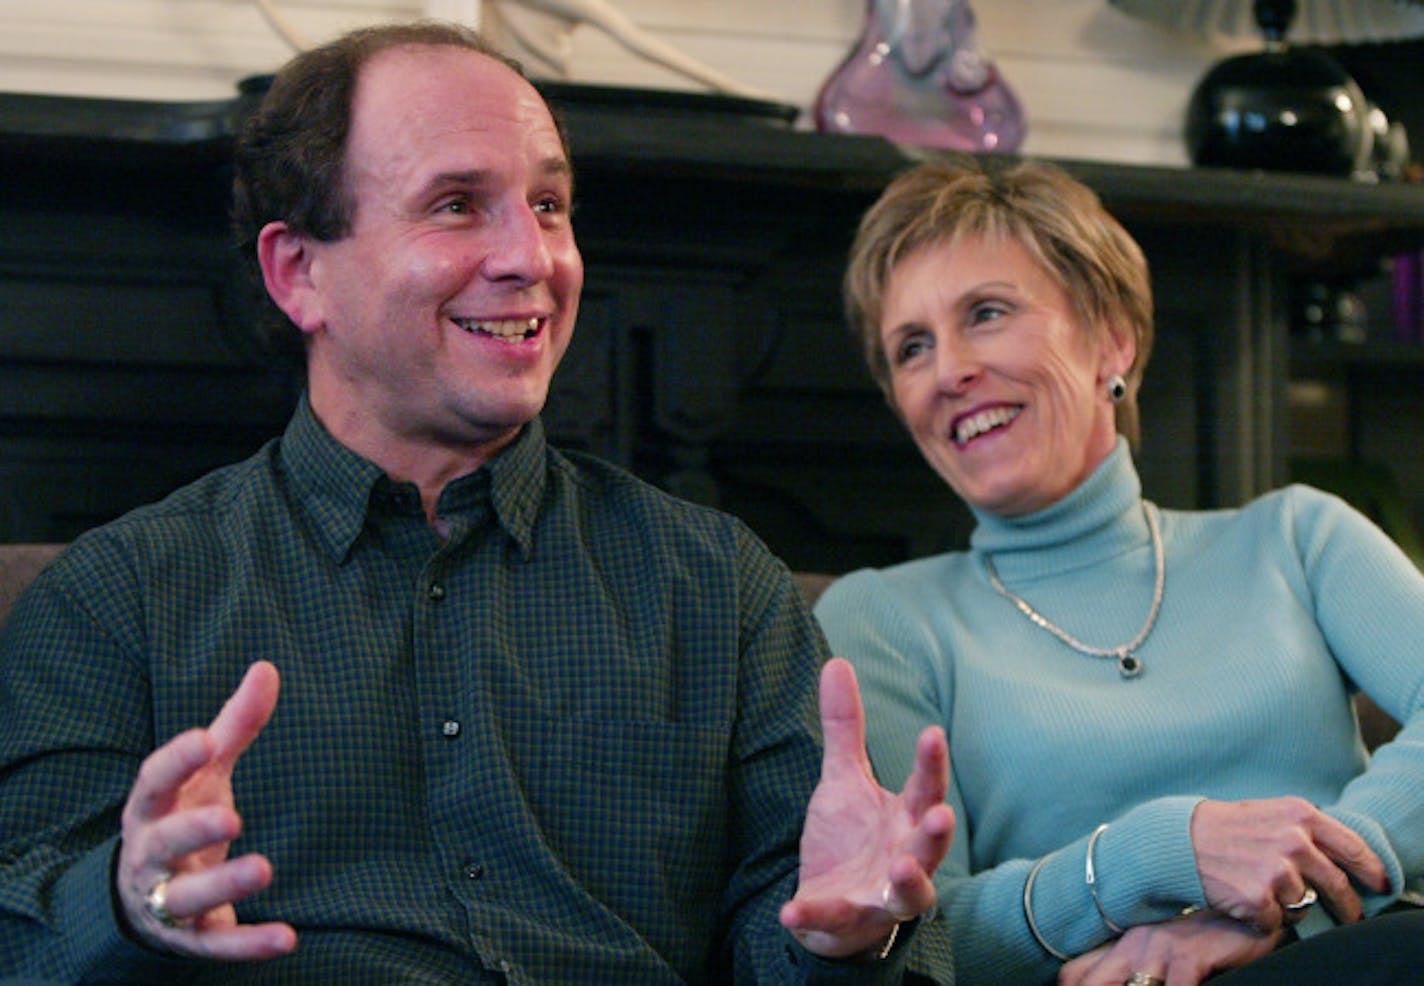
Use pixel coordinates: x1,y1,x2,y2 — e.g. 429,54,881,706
969,302,1008,325
895,336,930,364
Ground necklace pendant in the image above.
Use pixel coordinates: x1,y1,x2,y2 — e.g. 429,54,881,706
982,502,1164,684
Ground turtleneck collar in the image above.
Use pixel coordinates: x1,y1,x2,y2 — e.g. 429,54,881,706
968,437,1150,581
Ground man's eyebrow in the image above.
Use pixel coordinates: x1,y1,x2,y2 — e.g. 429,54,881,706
538,155,575,184
424,158,573,189
427,169,489,189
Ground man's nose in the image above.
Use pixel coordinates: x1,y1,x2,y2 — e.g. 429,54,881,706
480,203,556,284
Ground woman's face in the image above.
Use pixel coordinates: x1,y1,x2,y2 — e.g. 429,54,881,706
879,233,1132,516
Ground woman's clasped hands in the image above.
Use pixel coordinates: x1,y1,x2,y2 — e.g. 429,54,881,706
1060,795,1391,986
1190,796,1389,931
1058,908,1281,986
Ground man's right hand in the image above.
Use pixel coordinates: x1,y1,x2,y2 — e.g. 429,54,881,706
115,660,297,959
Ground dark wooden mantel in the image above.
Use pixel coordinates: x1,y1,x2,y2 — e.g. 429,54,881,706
4,85,1424,569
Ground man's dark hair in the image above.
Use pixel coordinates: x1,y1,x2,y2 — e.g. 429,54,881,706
231,21,534,362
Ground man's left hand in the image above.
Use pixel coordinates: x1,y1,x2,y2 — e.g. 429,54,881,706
779,657,955,959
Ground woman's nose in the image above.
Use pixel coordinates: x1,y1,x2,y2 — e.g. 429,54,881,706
934,334,980,394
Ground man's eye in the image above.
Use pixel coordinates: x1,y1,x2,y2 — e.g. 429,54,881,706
435,195,470,214
533,194,568,215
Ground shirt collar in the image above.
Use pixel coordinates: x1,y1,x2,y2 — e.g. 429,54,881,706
434,417,544,559
280,395,547,562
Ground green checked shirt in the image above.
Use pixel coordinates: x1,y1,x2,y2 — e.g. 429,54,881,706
0,398,928,984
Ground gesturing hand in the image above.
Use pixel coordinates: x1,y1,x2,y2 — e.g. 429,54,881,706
779,657,956,959
116,661,297,959
1190,796,1390,932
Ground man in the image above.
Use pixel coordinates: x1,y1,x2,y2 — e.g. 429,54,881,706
0,21,954,983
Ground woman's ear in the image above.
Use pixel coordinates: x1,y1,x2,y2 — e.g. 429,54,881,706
257,221,324,336
1100,320,1138,383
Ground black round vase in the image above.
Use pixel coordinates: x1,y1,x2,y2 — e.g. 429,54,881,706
1185,46,1372,177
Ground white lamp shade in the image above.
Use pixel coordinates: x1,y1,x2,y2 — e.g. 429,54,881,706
1109,0,1424,44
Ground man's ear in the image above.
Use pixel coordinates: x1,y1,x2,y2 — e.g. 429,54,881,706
257,221,324,336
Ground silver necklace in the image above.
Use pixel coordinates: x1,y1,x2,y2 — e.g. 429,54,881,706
982,502,1164,679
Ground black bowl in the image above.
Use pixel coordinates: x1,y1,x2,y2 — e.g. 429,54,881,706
1185,47,1371,177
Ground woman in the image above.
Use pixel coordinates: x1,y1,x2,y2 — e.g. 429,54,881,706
815,156,1424,986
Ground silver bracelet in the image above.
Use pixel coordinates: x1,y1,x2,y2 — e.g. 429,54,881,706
876,921,900,960
1085,823,1126,935
1023,854,1070,961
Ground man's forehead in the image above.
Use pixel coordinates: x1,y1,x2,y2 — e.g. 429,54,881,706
349,44,567,166
355,44,552,128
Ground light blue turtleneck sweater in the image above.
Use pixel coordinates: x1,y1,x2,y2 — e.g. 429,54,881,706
815,439,1424,983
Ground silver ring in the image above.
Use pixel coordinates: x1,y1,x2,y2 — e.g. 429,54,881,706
879,881,915,922
143,871,184,928
1124,975,1165,986
1285,886,1319,912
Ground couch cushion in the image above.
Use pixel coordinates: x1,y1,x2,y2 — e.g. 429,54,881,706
0,543,64,630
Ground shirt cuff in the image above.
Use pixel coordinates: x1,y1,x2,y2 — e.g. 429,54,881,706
51,836,189,981
781,917,922,984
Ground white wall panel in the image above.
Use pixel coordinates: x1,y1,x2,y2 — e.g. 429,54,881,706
0,0,1250,165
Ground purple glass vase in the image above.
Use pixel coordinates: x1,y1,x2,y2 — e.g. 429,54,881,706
814,0,1026,153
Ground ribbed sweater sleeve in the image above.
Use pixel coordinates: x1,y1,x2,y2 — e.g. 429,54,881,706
1286,485,1424,910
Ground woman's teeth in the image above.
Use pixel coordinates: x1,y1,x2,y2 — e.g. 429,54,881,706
955,405,1021,444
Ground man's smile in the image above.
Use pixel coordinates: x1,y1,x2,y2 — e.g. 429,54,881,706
452,316,543,340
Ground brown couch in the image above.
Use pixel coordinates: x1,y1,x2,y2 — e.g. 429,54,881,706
0,543,1398,747
0,543,62,629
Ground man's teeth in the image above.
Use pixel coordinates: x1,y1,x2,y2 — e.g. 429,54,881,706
955,406,1021,444
455,317,539,339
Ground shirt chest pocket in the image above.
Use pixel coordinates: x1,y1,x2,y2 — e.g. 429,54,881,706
521,718,732,923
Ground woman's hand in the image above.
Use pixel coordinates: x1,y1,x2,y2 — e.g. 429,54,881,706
1190,797,1389,931
1057,909,1281,986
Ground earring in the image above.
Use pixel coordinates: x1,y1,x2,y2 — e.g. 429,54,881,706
1107,374,1127,404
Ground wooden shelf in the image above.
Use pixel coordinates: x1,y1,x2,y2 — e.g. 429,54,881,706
3,83,1423,555
1291,338,1424,378
5,85,1424,273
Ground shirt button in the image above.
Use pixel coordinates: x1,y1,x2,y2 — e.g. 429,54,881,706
498,959,512,974
427,581,446,601
464,861,484,880
442,719,461,738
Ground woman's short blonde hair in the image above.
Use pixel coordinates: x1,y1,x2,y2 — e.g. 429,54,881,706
845,155,1154,447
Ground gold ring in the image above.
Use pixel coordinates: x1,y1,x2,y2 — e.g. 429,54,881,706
1124,974,1165,986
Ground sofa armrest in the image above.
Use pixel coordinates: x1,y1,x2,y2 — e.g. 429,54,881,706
0,543,65,631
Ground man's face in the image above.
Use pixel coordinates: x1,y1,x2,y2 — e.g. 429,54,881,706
293,44,582,467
